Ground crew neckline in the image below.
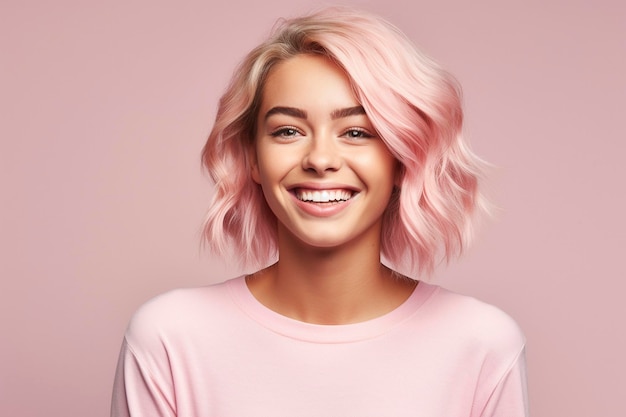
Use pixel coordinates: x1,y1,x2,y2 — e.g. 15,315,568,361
227,276,438,343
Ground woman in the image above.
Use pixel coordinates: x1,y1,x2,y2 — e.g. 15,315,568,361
112,7,528,416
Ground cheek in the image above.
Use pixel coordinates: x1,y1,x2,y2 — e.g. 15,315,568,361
255,144,300,183
361,149,398,187
250,142,287,186
255,155,286,194
376,162,400,207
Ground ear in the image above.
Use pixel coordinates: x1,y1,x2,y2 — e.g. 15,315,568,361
248,143,261,184
393,161,404,188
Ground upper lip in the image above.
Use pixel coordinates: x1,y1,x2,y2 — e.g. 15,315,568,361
286,182,360,192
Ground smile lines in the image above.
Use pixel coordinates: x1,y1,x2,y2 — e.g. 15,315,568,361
295,189,354,203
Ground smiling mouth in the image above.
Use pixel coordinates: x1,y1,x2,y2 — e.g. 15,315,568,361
294,189,355,203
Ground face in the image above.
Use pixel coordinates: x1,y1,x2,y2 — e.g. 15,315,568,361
251,54,397,251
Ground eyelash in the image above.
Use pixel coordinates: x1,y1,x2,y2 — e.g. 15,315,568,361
269,127,375,139
342,128,374,139
270,126,301,138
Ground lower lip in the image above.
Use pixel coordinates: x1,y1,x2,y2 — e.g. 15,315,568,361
290,193,355,217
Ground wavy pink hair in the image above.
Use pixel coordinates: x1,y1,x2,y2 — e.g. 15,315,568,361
201,7,486,276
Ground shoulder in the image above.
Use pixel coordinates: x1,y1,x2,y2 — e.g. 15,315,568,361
123,276,243,350
418,285,529,414
420,283,526,355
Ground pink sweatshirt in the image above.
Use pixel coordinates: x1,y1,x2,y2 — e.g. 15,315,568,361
112,277,528,416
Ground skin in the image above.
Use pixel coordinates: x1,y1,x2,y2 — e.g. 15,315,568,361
247,54,416,325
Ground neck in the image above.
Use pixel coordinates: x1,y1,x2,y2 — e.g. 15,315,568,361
246,225,416,324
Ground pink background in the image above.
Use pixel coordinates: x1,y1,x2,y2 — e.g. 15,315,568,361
2,0,624,415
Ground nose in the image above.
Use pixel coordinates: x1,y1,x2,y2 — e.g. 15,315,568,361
301,134,342,174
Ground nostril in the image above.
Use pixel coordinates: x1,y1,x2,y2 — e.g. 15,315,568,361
302,150,342,173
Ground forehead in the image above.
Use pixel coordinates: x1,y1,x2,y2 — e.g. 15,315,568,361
260,54,359,112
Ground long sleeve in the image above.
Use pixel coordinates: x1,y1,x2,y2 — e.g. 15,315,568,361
480,347,529,417
109,278,530,417
111,339,176,417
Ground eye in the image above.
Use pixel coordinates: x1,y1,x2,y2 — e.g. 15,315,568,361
342,128,375,139
270,127,302,139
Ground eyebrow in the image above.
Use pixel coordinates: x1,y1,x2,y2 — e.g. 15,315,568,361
264,106,307,120
330,106,366,119
264,105,366,120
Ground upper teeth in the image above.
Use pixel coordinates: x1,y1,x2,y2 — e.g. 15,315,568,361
297,189,353,203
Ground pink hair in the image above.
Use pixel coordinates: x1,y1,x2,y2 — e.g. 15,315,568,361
201,7,486,276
